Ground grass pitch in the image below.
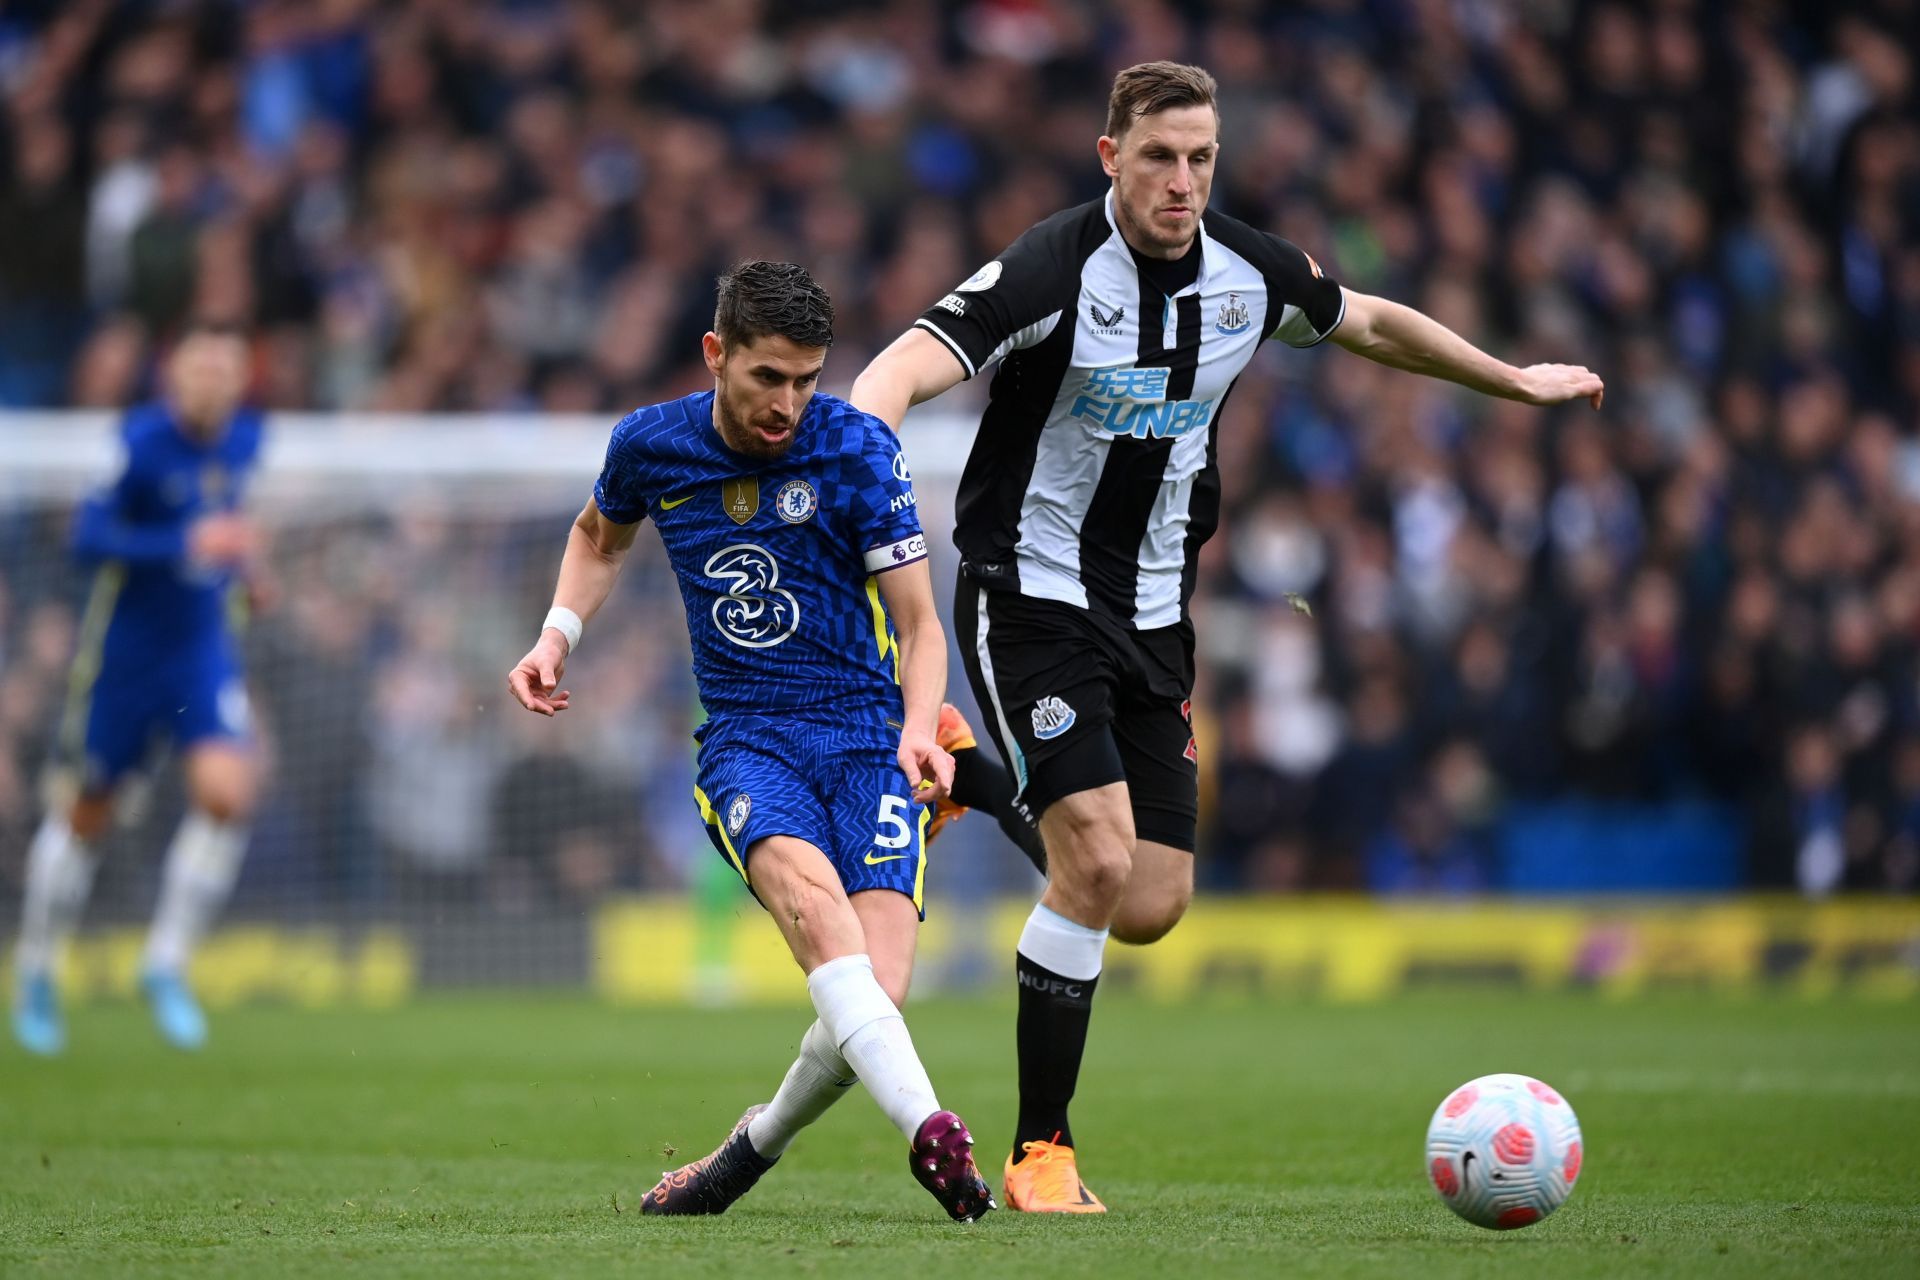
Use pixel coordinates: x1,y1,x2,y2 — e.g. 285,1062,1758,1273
1,991,1915,1278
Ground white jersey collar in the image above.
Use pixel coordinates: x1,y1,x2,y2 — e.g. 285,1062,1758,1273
1102,188,1219,294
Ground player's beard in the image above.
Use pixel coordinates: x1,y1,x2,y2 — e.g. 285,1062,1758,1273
1121,196,1190,259
714,388,797,461
1116,183,1202,258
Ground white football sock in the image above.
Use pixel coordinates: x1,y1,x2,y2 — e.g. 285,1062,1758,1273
142,810,248,975
746,1019,857,1159
1018,903,1108,980
806,953,940,1140
15,816,99,975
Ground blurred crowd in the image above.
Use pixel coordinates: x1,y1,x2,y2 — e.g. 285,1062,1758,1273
2,0,1919,900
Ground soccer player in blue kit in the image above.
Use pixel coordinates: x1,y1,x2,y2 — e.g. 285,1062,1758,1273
13,323,267,1056
506,262,994,1222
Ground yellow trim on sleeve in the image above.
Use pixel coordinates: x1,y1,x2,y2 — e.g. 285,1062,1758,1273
865,575,901,683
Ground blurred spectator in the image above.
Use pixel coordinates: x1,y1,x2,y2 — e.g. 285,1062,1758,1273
0,115,88,404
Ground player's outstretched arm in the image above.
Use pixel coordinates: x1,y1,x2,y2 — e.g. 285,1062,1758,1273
507,499,640,717
1328,289,1604,409
850,328,970,430
875,558,955,803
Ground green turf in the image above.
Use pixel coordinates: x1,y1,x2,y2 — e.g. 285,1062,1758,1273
1,992,1915,1278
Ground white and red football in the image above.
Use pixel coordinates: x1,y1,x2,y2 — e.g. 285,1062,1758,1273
1425,1073,1583,1229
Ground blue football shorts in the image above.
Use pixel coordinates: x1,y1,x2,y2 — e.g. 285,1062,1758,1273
74,645,252,792
694,715,931,918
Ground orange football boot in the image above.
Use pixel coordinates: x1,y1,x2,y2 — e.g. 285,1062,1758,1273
925,702,976,845
1002,1135,1106,1213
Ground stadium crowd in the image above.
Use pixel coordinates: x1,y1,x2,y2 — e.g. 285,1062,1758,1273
2,0,1918,903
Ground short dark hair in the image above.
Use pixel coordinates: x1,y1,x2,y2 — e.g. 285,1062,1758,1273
713,260,834,351
1105,61,1219,140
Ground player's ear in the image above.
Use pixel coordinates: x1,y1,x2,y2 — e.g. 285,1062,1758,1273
701,332,726,379
1097,134,1121,178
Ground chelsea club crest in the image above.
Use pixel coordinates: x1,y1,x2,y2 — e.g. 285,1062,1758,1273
727,793,751,837
775,479,818,524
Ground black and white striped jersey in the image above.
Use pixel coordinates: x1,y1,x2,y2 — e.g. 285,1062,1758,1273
915,191,1345,630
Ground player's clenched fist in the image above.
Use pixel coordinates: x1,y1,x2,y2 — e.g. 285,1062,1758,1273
898,730,954,804
1515,363,1605,409
507,632,571,716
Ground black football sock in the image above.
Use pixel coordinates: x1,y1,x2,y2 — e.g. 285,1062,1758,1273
949,744,1049,874
1013,952,1099,1157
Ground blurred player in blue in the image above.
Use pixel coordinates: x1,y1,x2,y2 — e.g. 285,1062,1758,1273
506,262,994,1223
13,323,267,1056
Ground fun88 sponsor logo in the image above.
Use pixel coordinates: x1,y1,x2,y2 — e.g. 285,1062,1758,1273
1069,366,1215,440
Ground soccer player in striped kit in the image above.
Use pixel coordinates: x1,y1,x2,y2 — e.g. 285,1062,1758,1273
854,62,1605,1212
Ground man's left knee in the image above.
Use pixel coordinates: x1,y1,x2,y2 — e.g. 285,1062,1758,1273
1110,881,1193,945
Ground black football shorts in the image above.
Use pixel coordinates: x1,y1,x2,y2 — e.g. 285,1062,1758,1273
953,579,1197,852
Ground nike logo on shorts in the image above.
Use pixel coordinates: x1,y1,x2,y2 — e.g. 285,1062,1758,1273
659,492,694,510
864,852,910,865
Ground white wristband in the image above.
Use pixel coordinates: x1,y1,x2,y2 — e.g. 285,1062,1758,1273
543,606,583,655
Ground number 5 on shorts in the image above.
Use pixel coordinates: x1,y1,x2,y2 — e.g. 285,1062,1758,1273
876,794,913,849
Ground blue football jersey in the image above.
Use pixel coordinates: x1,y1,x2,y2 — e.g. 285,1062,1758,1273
594,391,927,732
74,402,265,664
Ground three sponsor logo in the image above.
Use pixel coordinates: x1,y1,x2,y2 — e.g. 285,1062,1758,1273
705,543,800,649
